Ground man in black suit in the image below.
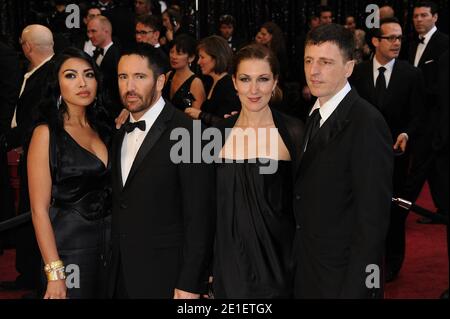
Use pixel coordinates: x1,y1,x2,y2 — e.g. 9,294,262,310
350,17,425,282
293,23,393,298
0,40,21,255
108,45,215,298
218,15,246,54
406,1,449,224
0,25,55,292
87,16,122,120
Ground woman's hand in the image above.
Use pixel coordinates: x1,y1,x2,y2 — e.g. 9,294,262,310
44,279,67,299
115,109,130,129
185,107,202,119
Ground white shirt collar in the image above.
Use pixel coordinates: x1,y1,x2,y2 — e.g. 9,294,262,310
373,56,395,74
101,41,114,55
129,96,165,133
421,26,437,45
310,82,351,127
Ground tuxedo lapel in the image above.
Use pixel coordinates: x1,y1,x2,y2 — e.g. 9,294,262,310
295,90,356,179
115,126,126,192
418,33,437,67
383,60,399,110
366,60,377,107
123,104,174,189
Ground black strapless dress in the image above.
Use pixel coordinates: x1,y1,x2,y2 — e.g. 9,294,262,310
213,159,295,298
44,128,111,299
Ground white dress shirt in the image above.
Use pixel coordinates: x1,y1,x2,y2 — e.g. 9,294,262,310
121,96,165,184
11,54,54,128
83,39,96,57
414,25,437,67
309,82,352,127
373,57,396,87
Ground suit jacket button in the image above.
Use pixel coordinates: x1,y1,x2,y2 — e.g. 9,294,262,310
296,224,301,230
120,203,127,209
295,194,301,200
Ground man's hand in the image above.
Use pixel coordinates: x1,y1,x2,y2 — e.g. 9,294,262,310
393,133,408,153
115,109,130,129
173,288,200,299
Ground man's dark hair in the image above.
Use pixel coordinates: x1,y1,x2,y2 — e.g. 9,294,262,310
414,1,439,15
120,44,166,79
219,14,236,27
372,17,401,38
305,23,355,61
135,14,162,33
319,5,333,17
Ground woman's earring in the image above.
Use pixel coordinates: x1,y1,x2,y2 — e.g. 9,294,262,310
271,91,275,97
57,95,62,109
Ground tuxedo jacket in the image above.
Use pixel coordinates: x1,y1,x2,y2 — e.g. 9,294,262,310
350,59,425,142
99,43,122,119
293,89,394,298
5,58,53,150
408,30,449,99
108,102,215,298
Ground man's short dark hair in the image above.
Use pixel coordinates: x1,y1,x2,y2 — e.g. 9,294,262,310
219,14,236,27
135,14,162,33
120,44,166,79
372,17,401,38
306,23,355,61
319,5,333,16
414,1,439,15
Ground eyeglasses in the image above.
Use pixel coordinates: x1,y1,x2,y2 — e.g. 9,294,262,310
378,35,403,43
135,30,156,35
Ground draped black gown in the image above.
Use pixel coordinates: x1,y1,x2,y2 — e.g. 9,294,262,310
213,159,295,298
43,127,111,299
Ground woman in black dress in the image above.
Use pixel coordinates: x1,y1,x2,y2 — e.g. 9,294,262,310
213,44,304,298
27,48,111,299
184,36,241,126
162,34,205,111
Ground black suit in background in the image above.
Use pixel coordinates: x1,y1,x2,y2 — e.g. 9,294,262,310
293,88,394,298
405,30,449,210
0,41,21,252
98,43,122,121
108,102,215,298
2,57,54,290
350,58,426,276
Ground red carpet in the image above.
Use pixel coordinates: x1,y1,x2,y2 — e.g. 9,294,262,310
0,184,448,299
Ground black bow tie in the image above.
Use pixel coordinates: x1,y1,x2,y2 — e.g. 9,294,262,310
93,47,104,58
419,36,425,44
124,120,146,133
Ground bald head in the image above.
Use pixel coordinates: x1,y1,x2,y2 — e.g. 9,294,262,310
379,5,395,19
87,16,113,48
21,24,54,50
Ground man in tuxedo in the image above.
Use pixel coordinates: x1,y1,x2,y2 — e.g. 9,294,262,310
71,6,102,57
293,23,393,298
405,1,449,225
218,15,245,54
0,25,55,292
87,15,122,120
108,45,215,298
350,17,425,282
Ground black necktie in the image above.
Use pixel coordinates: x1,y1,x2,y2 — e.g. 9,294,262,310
375,66,387,108
124,120,146,133
303,108,321,151
419,36,425,44
93,47,104,60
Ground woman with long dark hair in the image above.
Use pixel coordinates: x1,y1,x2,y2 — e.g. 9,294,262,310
27,47,111,299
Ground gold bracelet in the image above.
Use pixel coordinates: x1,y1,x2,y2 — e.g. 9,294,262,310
44,260,64,273
46,267,66,281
